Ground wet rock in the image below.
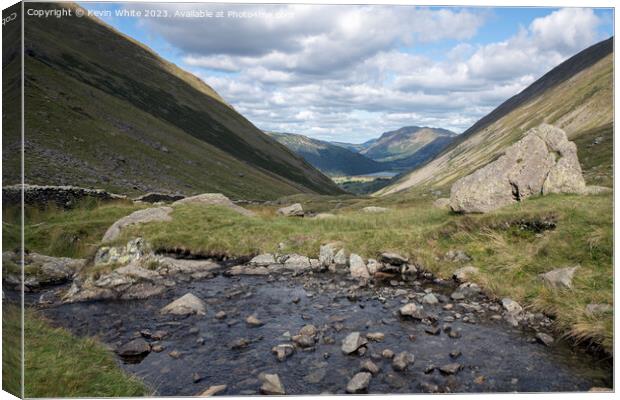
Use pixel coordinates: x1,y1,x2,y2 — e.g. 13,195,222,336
399,303,426,320
361,360,381,375
277,203,304,217
248,254,276,267
366,258,381,275
215,311,227,320
192,372,202,383
161,293,206,316
341,332,368,354
245,315,263,327
230,338,250,349
304,368,327,384
102,207,172,243
173,193,255,216
299,324,318,337
539,266,579,289
448,330,462,339
346,372,372,393
384,373,406,389
319,243,339,267
349,253,370,279
439,363,462,375
333,249,348,269
283,254,312,270
259,373,285,395
450,291,465,301
117,338,150,357
392,351,415,371
419,382,440,393
501,298,523,314
535,332,555,347
381,349,395,359
366,332,385,342
151,345,164,353
453,266,479,282
271,344,295,361
3,252,85,289
362,206,389,213
379,252,408,265
168,350,181,359
450,124,586,213
423,293,439,305
198,384,227,396
425,326,440,335
450,350,462,359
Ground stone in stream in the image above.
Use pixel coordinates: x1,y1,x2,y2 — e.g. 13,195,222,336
277,203,304,217
230,338,250,349
304,368,327,384
319,243,339,267
439,363,462,375
381,349,395,359
535,332,555,347
341,332,368,354
117,338,150,357
248,254,276,267
160,293,207,316
366,332,385,342
152,345,164,353
349,253,370,279
215,311,227,320
271,344,295,361
259,373,286,395
361,360,381,375
422,293,439,305
198,384,227,396
379,252,409,266
333,249,348,268
346,372,372,393
399,303,426,320
539,266,579,289
425,326,440,335
366,258,381,275
245,315,264,327
392,351,415,371
299,324,318,337
192,373,202,383
419,381,440,393
168,350,182,359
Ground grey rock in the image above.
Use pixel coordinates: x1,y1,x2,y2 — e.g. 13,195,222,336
535,332,555,347
501,298,523,314
422,293,439,305
366,258,381,275
366,332,385,342
304,368,326,384
319,243,338,267
161,293,206,316
272,344,295,361
117,338,150,357
361,360,381,375
585,303,613,315
349,253,370,279
450,124,586,213
102,207,172,243
379,252,409,265
346,372,372,393
248,254,276,267
245,315,263,327
392,351,415,371
333,249,348,268
453,266,479,282
361,206,389,213
439,363,462,375
539,266,579,289
433,198,451,209
584,185,613,195
259,373,285,395
173,193,255,217
277,203,304,217
445,250,472,263
341,332,368,354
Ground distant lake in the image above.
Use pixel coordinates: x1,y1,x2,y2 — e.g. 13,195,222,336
363,171,399,178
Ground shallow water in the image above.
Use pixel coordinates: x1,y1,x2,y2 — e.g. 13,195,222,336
28,272,612,395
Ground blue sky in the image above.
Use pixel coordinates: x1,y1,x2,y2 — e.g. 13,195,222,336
79,3,613,143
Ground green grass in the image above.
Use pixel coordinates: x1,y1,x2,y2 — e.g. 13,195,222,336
2,305,22,397
18,306,148,397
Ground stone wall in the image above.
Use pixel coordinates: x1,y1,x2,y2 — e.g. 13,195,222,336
2,184,126,208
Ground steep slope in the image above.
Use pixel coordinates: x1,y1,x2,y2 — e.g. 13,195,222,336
267,132,387,176
361,126,456,163
5,2,342,200
378,37,613,196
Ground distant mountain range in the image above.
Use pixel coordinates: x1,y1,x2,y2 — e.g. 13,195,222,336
2,2,343,200
270,126,457,177
378,37,613,196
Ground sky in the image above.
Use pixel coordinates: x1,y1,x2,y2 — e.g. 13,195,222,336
80,2,613,143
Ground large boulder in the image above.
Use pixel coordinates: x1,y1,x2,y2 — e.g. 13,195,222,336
277,203,304,217
450,124,586,213
102,207,172,243
173,193,255,217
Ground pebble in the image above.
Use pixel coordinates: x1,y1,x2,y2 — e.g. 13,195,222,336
360,360,381,375
382,349,395,359
439,363,462,375
245,315,263,327
215,311,227,320
392,351,415,371
366,332,385,342
259,373,285,395
346,372,372,394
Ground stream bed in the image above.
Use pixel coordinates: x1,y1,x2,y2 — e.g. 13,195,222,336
25,270,612,395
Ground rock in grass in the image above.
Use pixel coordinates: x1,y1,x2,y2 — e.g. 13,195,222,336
535,332,555,347
539,266,579,289
102,207,173,243
453,266,479,282
249,254,276,267
346,372,372,393
173,193,255,217
433,198,450,209
362,206,389,213
319,243,338,267
501,298,523,314
341,332,368,354
160,293,206,316
198,384,227,396
585,303,613,316
277,203,304,217
583,185,612,195
259,373,285,395
117,338,150,357
380,252,409,265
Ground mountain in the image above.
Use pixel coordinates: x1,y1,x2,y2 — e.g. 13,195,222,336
360,126,456,163
378,37,613,196
329,139,377,153
267,132,387,176
2,2,343,200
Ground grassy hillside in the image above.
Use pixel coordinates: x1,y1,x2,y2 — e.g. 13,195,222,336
267,131,388,176
361,126,456,163
379,38,613,195
3,2,343,200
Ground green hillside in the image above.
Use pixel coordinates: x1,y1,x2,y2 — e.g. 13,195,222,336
3,2,342,200
379,37,613,195
267,131,387,176
361,126,456,163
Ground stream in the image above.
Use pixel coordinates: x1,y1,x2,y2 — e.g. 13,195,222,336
20,269,613,395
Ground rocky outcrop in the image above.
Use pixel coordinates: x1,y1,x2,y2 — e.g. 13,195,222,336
2,184,126,209
450,125,586,213
173,193,255,217
102,208,173,243
277,203,304,217
2,251,85,289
